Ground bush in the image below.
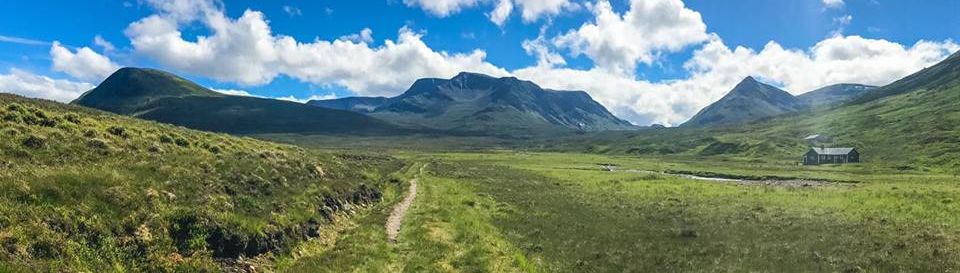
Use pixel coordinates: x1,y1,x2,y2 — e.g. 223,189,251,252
83,129,98,138
21,135,47,149
63,113,82,124
174,138,190,148
107,126,128,138
159,135,174,144
86,139,110,150
1,112,18,123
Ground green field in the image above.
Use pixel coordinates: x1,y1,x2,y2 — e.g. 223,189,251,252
276,151,960,272
4,94,960,272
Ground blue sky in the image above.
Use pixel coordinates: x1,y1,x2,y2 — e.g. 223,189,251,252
1,0,959,125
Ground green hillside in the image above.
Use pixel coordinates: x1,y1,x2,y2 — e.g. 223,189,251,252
572,51,960,170
74,67,399,135
0,94,406,272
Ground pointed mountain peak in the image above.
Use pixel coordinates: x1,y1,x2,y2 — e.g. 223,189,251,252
742,76,758,83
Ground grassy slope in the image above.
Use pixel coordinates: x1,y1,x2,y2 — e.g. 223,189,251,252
538,82,960,172
0,94,405,272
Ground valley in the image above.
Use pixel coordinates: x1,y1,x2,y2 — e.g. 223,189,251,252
3,31,960,273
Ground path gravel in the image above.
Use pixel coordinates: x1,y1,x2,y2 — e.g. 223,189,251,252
386,165,423,243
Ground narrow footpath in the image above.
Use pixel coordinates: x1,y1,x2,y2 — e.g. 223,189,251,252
385,164,424,243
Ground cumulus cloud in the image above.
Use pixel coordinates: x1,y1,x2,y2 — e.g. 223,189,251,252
125,1,507,96
0,69,94,102
517,35,959,126
403,0,573,26
553,0,709,75
124,0,960,126
403,0,478,17
50,41,120,82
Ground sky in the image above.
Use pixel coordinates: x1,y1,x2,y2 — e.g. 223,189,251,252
0,0,958,126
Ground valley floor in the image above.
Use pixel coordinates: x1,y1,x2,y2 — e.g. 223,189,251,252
274,151,960,272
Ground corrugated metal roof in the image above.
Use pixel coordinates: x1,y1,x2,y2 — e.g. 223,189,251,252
810,147,855,155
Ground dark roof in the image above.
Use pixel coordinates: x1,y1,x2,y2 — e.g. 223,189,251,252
809,147,856,155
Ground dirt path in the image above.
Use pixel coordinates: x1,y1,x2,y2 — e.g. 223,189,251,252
386,165,424,243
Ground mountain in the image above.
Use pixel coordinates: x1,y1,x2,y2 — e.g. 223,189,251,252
854,50,960,103
308,72,636,134
797,83,876,107
586,50,960,168
681,77,807,127
73,67,397,135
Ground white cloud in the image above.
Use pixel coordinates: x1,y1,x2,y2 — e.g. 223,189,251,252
339,28,374,44
489,0,514,26
94,35,116,52
282,5,302,17
403,0,478,17
122,0,960,127
513,0,579,22
125,2,508,96
0,69,94,102
516,35,959,126
404,0,573,26
211,87,336,103
211,87,257,97
823,0,845,9
276,94,337,103
50,41,120,82
553,0,709,75
0,35,49,46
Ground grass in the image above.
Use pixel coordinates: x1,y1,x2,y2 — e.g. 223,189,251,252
297,151,960,272
0,94,407,272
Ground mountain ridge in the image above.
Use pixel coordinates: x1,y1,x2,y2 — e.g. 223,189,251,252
309,72,637,134
681,77,807,127
73,67,399,135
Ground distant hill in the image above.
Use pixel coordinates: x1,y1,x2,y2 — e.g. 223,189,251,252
572,50,960,169
309,72,636,135
853,50,960,103
681,77,807,127
73,67,398,135
797,83,876,107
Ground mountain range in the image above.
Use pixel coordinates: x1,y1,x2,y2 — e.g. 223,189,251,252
310,72,636,134
73,67,398,135
682,78,877,127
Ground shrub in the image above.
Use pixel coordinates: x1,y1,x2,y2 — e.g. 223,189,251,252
174,138,190,148
21,135,47,149
86,139,110,150
159,135,174,144
63,113,82,124
6,103,22,112
1,112,18,123
207,146,222,154
83,129,98,138
107,126,128,138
